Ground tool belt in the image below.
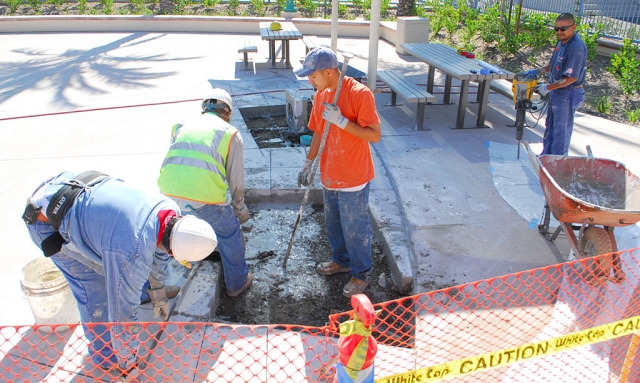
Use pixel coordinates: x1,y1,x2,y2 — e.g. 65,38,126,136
46,171,108,230
23,171,109,257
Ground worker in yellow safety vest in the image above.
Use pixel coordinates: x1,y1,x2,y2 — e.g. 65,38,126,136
158,88,253,297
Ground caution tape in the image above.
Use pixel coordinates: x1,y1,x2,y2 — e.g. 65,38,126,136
376,314,640,383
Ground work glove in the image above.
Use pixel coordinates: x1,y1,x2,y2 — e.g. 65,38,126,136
298,158,313,188
236,204,250,224
322,103,349,129
147,285,171,321
522,69,538,78
537,84,550,97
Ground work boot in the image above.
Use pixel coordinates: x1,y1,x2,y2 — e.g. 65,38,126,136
140,285,180,305
316,261,351,276
227,271,254,297
343,278,369,298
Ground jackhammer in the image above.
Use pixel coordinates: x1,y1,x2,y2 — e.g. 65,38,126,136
512,73,539,159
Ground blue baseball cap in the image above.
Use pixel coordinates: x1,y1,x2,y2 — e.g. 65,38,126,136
294,47,339,77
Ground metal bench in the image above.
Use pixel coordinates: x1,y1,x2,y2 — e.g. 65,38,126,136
377,70,437,131
238,45,257,70
302,35,322,54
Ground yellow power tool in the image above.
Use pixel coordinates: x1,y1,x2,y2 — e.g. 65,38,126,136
512,74,538,158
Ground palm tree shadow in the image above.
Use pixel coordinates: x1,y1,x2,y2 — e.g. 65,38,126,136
0,32,201,109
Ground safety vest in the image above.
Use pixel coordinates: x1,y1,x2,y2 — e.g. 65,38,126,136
158,113,237,204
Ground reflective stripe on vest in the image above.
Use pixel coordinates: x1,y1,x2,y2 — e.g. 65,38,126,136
158,114,237,204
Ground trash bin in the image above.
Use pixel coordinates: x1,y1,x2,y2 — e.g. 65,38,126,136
396,17,430,55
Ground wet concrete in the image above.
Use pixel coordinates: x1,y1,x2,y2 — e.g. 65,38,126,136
245,114,309,149
214,202,403,327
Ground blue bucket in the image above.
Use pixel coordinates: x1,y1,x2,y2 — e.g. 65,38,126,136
300,135,312,146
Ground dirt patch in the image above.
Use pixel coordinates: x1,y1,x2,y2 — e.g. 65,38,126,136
215,203,403,327
244,114,311,149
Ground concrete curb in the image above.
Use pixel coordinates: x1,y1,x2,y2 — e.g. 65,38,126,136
369,149,415,295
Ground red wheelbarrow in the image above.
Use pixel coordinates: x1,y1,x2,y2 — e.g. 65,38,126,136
529,144,640,286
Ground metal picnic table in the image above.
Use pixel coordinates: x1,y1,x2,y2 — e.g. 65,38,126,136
400,43,515,129
259,21,303,69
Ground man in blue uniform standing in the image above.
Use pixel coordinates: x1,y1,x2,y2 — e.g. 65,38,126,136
522,13,587,155
23,171,218,374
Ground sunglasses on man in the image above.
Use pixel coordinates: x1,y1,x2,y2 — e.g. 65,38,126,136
554,24,575,32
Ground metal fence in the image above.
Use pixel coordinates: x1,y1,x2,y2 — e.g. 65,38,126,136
413,0,640,42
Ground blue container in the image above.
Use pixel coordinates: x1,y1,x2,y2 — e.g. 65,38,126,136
300,135,312,146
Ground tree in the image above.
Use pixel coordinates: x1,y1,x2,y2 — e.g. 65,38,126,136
396,0,413,17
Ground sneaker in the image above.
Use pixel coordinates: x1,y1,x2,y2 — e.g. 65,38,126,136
343,278,369,298
98,357,145,378
227,271,254,297
316,261,351,276
140,285,180,305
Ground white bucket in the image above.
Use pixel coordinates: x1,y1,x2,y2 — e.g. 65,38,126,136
20,257,80,333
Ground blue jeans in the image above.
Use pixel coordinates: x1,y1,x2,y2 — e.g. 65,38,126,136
189,204,249,292
26,221,117,368
542,87,585,155
323,184,372,281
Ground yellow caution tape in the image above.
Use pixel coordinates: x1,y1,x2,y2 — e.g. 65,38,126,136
376,314,640,383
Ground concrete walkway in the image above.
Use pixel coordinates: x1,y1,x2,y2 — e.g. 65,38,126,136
2,29,640,331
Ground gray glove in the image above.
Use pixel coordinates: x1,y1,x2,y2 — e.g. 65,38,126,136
298,158,313,188
322,103,349,129
236,204,250,224
148,285,170,321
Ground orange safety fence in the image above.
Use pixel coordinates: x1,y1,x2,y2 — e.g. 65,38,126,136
2,248,640,382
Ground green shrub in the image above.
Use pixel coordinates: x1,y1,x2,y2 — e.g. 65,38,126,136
250,0,264,15
625,108,640,123
76,0,86,13
577,22,604,61
441,4,459,44
594,92,613,114
202,0,219,7
296,0,316,16
26,0,40,13
6,0,23,13
130,0,146,13
478,4,502,45
46,0,64,9
337,3,347,18
608,38,640,95
496,16,527,56
99,0,113,13
520,11,554,50
276,0,285,10
459,7,481,51
228,0,239,10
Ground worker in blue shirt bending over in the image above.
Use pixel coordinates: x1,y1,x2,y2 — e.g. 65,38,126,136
23,171,218,375
521,13,587,155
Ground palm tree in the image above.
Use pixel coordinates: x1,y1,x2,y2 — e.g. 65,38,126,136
397,0,414,16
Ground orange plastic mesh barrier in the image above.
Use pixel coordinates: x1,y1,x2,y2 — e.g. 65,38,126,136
2,248,640,382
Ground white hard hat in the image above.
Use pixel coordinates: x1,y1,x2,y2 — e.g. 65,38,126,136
170,215,217,264
202,88,233,113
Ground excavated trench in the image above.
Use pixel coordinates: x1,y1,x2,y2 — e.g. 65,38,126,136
244,114,309,148
215,202,402,326
212,114,403,327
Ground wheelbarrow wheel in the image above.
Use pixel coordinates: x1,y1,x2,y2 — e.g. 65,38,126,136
578,227,614,286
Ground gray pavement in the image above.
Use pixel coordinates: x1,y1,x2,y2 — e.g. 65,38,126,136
2,29,640,328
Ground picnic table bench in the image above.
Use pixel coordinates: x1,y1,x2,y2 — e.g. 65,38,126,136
377,70,437,131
